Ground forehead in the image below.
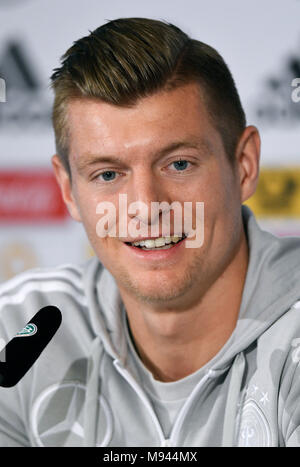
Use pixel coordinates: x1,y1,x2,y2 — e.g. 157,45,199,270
67,83,222,162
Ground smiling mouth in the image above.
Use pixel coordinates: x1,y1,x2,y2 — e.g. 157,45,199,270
125,234,187,250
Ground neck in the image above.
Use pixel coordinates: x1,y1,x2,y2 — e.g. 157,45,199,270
122,228,249,382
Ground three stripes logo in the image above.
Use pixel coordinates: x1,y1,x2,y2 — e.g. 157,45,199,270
251,45,300,127
0,40,51,128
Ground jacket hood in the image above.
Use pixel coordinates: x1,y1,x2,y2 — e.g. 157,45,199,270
83,204,300,373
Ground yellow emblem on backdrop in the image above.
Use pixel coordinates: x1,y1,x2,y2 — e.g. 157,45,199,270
245,167,300,218
0,242,38,281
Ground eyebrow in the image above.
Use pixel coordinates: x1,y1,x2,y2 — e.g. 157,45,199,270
75,138,213,174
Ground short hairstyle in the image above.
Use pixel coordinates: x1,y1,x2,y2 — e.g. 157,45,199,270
50,17,246,175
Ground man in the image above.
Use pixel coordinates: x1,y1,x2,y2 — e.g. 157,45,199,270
0,17,300,447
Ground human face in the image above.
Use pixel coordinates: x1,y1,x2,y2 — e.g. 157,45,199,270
53,83,254,309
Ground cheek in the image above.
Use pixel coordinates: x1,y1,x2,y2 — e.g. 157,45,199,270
197,165,240,241
205,161,239,208
72,183,106,233
82,211,100,246
74,191,101,241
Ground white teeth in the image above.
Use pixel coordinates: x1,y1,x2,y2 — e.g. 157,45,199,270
141,244,173,251
144,239,155,248
130,235,185,248
154,238,166,247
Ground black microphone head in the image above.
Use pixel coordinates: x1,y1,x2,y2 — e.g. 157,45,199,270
0,306,62,387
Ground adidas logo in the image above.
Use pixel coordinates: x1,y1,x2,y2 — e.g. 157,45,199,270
250,46,300,127
0,40,51,129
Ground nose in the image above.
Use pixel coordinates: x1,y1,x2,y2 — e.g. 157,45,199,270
126,168,170,228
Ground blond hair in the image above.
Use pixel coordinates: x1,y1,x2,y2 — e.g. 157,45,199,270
50,17,246,175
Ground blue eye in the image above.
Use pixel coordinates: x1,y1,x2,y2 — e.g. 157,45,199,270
100,171,117,181
172,160,189,171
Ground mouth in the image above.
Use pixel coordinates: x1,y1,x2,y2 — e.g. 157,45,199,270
125,234,187,251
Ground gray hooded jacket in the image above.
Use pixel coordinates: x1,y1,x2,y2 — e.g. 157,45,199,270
0,205,300,447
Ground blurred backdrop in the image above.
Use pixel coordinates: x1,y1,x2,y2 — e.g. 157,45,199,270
0,0,300,282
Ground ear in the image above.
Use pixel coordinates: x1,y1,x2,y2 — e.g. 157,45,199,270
235,125,261,203
51,155,82,222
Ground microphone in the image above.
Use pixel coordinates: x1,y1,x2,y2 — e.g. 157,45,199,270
0,306,62,387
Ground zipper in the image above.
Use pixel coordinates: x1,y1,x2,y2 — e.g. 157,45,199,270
168,369,216,446
113,359,166,446
114,359,217,447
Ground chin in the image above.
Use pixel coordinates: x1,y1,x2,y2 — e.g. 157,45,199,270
119,270,195,306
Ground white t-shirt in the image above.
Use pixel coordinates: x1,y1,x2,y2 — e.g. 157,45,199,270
124,311,204,438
